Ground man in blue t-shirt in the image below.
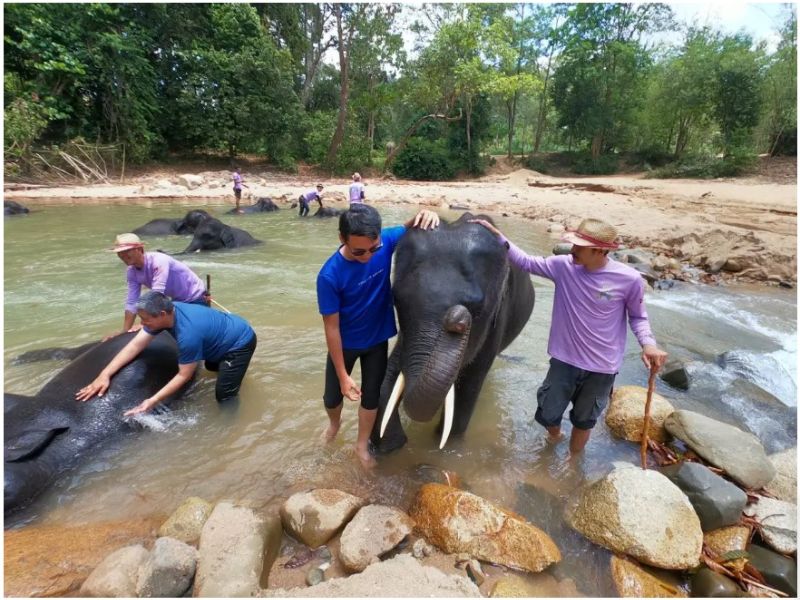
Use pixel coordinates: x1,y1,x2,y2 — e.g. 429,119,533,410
316,204,439,467
77,291,257,414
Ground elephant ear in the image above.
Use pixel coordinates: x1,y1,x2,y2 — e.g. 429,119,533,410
220,226,237,248
5,426,69,462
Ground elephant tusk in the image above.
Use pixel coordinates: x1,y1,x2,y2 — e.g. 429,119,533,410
439,385,455,450
380,372,405,438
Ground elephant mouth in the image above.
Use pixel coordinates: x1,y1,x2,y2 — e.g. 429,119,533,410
380,305,471,450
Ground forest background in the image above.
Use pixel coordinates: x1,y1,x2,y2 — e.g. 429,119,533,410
4,2,797,182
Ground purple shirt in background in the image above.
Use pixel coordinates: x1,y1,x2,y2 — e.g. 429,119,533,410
500,236,656,374
302,189,322,203
349,182,365,203
232,172,243,190
125,253,206,313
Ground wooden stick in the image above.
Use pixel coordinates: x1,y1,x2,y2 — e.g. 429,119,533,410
640,364,658,469
210,298,231,314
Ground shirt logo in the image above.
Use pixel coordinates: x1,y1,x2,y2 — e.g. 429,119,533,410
597,287,614,301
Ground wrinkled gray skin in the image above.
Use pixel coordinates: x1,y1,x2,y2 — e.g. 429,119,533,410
4,200,30,216
178,217,262,253
313,207,345,218
371,213,535,453
4,332,186,520
132,209,211,236
226,197,279,214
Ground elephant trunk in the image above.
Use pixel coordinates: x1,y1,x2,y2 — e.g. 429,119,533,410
402,305,471,422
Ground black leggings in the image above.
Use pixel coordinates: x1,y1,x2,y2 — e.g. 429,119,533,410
299,196,309,217
205,332,257,402
323,341,388,410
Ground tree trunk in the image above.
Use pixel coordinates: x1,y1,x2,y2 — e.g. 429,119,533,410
367,112,375,166
325,5,349,167
466,96,472,169
533,51,554,154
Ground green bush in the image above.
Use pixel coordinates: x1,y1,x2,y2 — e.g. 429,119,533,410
524,155,551,174
571,153,619,175
392,137,457,180
647,153,757,178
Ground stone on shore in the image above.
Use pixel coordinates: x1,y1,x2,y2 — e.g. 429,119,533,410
280,489,366,549
610,555,688,597
79,544,150,598
690,568,746,597
703,526,749,570
660,361,690,390
764,447,797,503
158,496,214,545
743,495,797,554
605,385,674,442
410,483,561,573
339,505,414,573
746,544,797,597
136,536,198,597
660,462,747,531
664,410,775,489
564,466,702,570
178,174,204,189
194,502,280,597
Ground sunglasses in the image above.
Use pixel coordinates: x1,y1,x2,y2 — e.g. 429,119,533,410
348,241,383,257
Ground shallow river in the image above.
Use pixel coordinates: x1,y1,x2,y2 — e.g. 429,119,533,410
4,202,797,595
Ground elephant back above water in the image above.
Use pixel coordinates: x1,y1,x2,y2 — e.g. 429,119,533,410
372,213,535,453
133,209,211,236
226,197,279,214
4,200,30,216
180,217,262,253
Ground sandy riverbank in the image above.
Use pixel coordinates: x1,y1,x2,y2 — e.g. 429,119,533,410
5,160,797,285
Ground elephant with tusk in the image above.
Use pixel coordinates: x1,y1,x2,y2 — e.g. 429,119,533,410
371,213,535,453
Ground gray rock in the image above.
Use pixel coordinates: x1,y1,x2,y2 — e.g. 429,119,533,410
746,544,797,596
159,496,214,545
79,545,150,598
306,568,324,586
552,243,572,256
690,568,746,597
339,505,414,573
564,466,702,570
660,360,690,390
280,489,366,549
743,496,797,554
765,448,797,503
412,538,433,559
195,502,280,597
664,410,775,489
660,462,747,531
136,537,198,597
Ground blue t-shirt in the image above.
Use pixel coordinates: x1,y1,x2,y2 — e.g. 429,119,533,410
144,302,254,364
316,225,406,350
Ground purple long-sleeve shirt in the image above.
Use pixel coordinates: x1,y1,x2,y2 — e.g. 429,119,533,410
500,235,656,374
125,253,206,313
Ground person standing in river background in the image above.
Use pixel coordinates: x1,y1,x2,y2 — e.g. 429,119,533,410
316,204,440,467
232,167,249,213
299,183,325,217
349,172,366,205
472,217,669,455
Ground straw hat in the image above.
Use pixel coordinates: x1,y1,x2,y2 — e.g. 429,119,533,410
108,233,145,252
561,219,620,249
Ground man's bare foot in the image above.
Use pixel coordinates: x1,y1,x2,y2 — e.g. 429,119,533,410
321,422,340,443
546,431,566,444
355,446,377,469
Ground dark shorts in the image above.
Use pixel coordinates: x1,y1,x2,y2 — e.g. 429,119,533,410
298,196,309,216
534,357,616,430
234,187,242,200
204,332,257,403
323,340,388,411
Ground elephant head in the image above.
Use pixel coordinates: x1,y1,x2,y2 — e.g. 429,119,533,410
376,213,533,451
175,209,211,234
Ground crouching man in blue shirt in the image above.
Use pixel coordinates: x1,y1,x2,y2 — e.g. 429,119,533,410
316,204,439,467
76,291,257,414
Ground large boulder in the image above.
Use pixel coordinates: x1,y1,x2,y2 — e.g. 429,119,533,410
158,496,214,545
280,489,366,549
564,466,702,570
79,545,150,598
605,385,674,442
610,555,687,597
195,502,281,597
660,462,747,531
410,483,561,573
664,410,775,489
136,536,198,597
178,173,204,189
746,544,797,597
339,505,414,573
743,496,797,554
764,447,797,503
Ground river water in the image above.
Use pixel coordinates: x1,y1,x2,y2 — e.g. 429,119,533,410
4,203,797,595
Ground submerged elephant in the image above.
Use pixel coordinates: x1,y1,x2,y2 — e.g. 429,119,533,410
4,332,187,517
178,216,261,253
313,207,345,218
4,200,30,216
132,209,211,236
226,197,279,214
371,213,535,453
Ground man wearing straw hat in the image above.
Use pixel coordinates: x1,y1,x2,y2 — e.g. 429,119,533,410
107,233,208,339
77,290,257,414
471,217,668,455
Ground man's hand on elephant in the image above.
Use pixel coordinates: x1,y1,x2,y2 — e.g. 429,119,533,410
469,219,502,238
123,397,159,417
76,374,111,401
127,324,143,334
340,376,362,402
641,345,668,372
411,210,440,230
102,330,122,342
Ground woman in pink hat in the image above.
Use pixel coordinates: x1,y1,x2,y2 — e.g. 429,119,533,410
471,217,668,456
